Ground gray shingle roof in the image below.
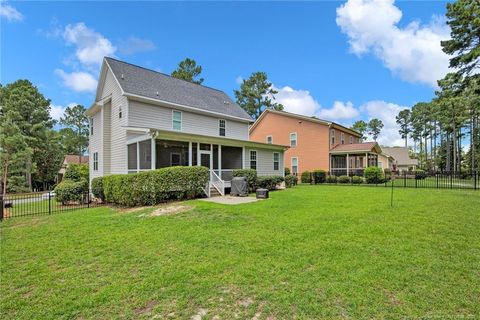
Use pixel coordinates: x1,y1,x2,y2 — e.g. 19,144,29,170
105,57,252,121
382,147,418,165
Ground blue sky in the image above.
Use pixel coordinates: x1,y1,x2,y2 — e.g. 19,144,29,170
1,0,451,145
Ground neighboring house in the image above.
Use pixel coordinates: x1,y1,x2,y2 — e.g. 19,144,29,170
382,147,418,172
249,109,388,176
57,154,89,182
86,57,286,196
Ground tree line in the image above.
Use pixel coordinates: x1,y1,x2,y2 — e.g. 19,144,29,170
394,0,479,173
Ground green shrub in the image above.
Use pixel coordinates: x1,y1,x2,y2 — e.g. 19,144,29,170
301,171,311,183
364,166,385,184
312,169,326,184
284,174,297,188
54,179,88,205
102,166,209,207
91,177,104,201
64,164,89,182
338,175,351,184
284,167,291,176
351,176,364,184
415,169,427,180
256,175,284,190
326,175,337,183
233,169,257,191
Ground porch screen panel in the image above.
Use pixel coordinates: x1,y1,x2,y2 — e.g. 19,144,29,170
139,140,152,169
127,143,137,172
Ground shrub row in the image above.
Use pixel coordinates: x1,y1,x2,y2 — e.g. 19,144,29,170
232,169,286,191
284,174,297,188
94,166,209,207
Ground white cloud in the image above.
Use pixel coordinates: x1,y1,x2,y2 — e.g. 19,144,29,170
0,2,23,22
49,102,77,121
55,69,97,93
236,76,244,85
118,36,156,55
318,101,360,120
273,85,321,116
336,0,450,87
360,100,407,146
63,22,116,67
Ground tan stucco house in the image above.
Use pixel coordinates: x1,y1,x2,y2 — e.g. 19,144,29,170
382,147,418,172
249,109,391,176
86,58,287,196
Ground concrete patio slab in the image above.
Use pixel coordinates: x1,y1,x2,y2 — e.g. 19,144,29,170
199,195,262,205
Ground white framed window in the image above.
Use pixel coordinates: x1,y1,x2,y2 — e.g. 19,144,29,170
219,119,226,136
170,153,181,166
172,110,182,131
127,139,152,173
250,150,257,170
341,133,345,145
273,152,280,171
330,129,335,145
291,157,298,175
93,152,98,171
119,106,122,118
90,118,94,135
290,132,297,147
267,135,273,144
350,136,353,144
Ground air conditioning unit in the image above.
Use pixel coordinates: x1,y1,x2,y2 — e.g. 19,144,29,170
256,188,269,199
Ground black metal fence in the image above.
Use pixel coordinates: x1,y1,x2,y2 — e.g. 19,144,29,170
0,191,104,220
307,171,479,190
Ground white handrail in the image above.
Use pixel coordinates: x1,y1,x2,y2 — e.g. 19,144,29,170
210,170,225,196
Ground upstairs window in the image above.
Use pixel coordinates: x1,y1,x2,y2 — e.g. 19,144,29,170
273,152,280,171
119,106,122,118
250,150,257,170
93,152,98,171
90,118,94,135
219,119,226,136
172,110,182,131
267,136,273,144
350,136,353,144
341,133,345,145
290,133,297,147
330,129,335,145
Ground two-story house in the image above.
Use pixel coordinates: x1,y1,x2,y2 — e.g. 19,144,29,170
249,109,388,176
86,58,286,196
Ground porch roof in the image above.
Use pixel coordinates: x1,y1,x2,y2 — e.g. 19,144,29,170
133,127,288,151
329,142,382,154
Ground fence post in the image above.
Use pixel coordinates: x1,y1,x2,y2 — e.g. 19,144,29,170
48,191,51,215
475,171,478,190
87,192,90,208
404,172,406,188
415,172,417,188
436,173,439,189
0,193,4,221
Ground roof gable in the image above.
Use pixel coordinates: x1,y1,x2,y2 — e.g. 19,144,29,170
103,57,252,122
330,142,382,154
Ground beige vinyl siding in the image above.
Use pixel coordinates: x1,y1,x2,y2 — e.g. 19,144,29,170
128,100,249,140
89,110,103,181
244,147,284,176
102,102,111,174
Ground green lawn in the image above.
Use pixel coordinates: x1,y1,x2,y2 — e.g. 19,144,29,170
1,186,479,319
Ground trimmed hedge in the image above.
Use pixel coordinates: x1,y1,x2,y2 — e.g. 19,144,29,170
301,171,311,183
352,176,364,184
364,166,385,184
54,179,88,205
326,175,337,183
256,175,284,191
285,174,297,188
233,169,257,191
312,169,327,184
103,166,209,207
91,177,104,201
338,175,351,184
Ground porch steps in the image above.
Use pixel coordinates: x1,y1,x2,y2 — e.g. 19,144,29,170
209,187,222,197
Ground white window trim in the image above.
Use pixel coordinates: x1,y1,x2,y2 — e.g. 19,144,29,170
127,139,153,173
172,110,182,131
219,119,226,136
290,132,297,147
119,105,123,119
93,152,98,171
250,150,257,170
266,135,273,144
350,136,353,144
341,133,345,145
273,152,280,171
291,157,298,175
331,129,335,145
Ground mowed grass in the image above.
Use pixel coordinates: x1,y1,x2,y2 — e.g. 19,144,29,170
1,186,479,319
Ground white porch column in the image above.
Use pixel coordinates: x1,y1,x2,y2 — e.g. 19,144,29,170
218,145,222,177
242,147,245,169
151,138,156,170
197,142,200,166
346,153,350,175
365,152,368,167
188,142,192,166
210,144,213,170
